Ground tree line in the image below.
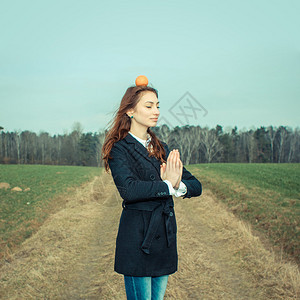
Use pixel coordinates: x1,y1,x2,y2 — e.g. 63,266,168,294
0,124,299,166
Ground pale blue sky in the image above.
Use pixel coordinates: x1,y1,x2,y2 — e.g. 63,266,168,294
1,0,299,134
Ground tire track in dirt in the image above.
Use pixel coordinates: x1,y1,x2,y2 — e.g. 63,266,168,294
165,190,299,299
62,170,126,299
0,171,298,299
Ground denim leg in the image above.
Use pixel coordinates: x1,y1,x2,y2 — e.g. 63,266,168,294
124,276,151,300
151,275,169,300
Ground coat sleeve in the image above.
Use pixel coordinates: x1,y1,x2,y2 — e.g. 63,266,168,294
181,166,202,199
163,143,202,199
108,143,170,204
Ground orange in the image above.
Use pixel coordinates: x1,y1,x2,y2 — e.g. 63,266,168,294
135,75,148,86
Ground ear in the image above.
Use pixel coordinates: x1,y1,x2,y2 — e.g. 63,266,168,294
126,109,134,117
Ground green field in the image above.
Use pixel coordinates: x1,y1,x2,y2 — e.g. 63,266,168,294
189,163,300,264
0,164,102,259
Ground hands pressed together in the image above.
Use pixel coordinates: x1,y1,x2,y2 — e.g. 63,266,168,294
160,149,183,190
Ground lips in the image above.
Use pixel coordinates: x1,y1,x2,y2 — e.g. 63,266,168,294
151,118,158,121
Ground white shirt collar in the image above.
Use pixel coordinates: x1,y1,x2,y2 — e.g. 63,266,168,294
128,131,151,148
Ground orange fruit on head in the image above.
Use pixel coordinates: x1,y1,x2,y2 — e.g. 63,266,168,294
135,75,148,86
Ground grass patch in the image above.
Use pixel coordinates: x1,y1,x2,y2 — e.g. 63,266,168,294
188,163,300,265
0,164,102,259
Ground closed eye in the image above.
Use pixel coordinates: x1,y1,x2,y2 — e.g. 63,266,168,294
146,106,160,108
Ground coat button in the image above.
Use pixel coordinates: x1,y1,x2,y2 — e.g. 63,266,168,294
150,174,155,180
170,212,173,216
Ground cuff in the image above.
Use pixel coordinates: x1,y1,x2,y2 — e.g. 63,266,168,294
163,180,187,197
163,180,175,195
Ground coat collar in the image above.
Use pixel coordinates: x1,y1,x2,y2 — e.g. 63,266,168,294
123,133,162,176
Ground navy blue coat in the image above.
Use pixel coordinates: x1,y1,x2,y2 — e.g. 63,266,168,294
108,133,202,277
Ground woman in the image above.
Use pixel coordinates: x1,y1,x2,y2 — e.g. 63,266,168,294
102,76,202,300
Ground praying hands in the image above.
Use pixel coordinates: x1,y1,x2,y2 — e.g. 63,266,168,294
160,149,183,190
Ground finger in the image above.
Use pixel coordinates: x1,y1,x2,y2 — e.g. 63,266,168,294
177,151,182,166
173,151,178,169
171,151,176,171
175,151,180,170
175,151,179,167
167,150,174,162
166,156,171,174
167,151,174,170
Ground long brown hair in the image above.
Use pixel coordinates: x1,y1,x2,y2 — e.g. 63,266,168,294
102,85,167,174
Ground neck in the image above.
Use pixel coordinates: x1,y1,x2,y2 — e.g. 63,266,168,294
129,128,149,140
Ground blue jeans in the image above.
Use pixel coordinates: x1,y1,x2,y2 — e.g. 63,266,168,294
124,275,169,300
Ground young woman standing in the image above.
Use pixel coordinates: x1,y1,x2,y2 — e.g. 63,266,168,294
102,76,202,299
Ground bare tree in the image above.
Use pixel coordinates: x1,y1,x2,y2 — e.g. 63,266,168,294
167,126,202,165
180,126,202,165
248,130,257,163
199,128,223,163
39,132,50,164
277,126,288,163
95,132,104,167
287,127,299,162
266,126,277,163
0,132,3,160
14,131,21,164
20,131,31,164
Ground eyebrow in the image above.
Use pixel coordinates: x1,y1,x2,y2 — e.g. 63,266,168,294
145,101,160,104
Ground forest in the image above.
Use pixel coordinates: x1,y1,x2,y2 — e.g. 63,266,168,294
0,124,299,166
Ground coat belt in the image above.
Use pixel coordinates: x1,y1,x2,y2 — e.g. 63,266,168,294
122,199,174,255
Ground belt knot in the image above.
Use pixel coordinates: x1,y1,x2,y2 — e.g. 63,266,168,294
141,201,174,255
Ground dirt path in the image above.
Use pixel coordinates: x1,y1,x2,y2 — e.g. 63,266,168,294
0,171,299,299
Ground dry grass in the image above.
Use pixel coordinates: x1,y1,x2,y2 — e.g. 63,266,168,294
0,170,126,299
0,171,299,299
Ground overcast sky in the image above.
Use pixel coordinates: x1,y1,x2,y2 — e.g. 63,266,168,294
1,0,299,134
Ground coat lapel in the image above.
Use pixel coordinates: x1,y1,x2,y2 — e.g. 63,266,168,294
123,133,162,176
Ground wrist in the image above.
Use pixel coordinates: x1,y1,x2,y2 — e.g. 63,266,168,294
173,179,181,190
